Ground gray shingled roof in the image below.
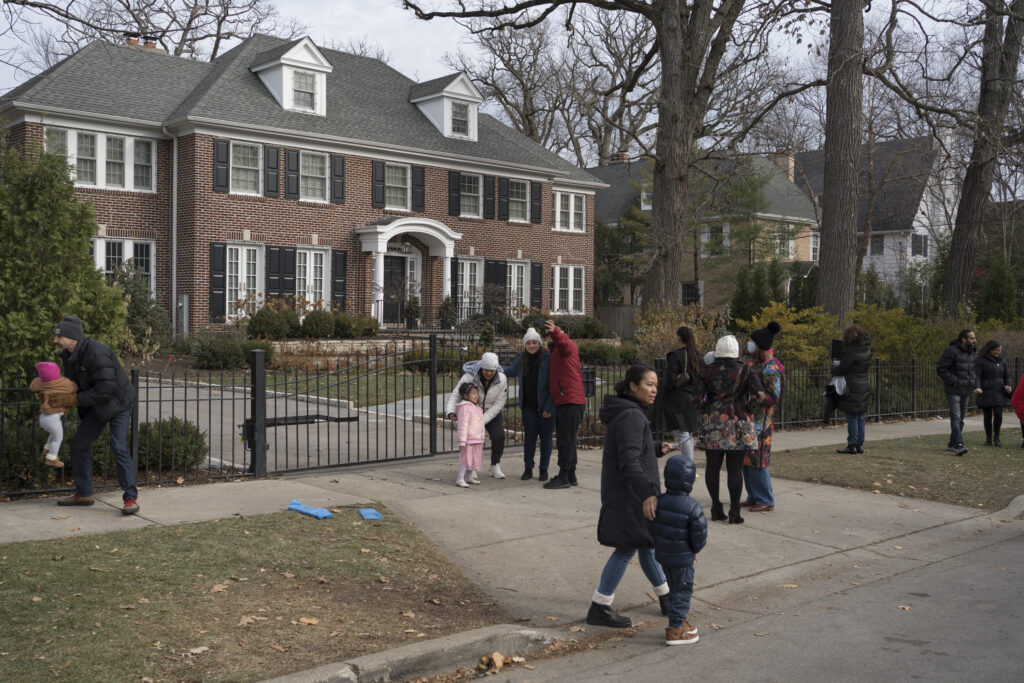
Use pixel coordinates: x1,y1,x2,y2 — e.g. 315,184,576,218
408,73,462,101
795,137,936,234
587,156,817,225
1,36,600,186
250,38,307,68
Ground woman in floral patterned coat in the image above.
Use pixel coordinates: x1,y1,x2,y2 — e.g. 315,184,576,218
743,322,784,513
697,335,762,525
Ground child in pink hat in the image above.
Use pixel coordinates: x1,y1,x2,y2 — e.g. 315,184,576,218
29,361,78,467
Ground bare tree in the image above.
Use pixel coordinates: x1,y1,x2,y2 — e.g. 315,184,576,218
318,35,391,64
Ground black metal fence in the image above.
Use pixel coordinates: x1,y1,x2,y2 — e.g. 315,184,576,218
3,342,1020,497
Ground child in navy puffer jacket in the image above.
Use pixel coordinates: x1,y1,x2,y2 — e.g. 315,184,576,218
652,455,708,646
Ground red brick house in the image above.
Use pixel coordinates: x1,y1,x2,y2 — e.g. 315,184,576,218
0,36,601,333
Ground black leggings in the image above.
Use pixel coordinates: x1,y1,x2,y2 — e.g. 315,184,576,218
982,406,1003,439
485,414,505,465
705,449,744,511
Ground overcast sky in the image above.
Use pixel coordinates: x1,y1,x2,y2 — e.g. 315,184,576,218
0,1,478,92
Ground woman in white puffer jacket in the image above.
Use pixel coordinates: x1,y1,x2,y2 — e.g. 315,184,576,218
445,352,508,478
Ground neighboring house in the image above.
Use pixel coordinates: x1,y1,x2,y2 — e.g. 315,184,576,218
588,153,819,311
794,136,954,291
0,35,602,332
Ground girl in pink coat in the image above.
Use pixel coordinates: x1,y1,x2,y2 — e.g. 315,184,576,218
455,383,485,488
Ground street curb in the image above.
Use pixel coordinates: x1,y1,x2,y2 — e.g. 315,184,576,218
261,624,561,683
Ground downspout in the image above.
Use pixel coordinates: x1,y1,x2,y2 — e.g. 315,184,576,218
162,125,179,336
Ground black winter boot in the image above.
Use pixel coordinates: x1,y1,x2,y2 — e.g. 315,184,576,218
728,508,744,524
587,602,632,628
710,502,726,521
855,443,864,454
836,445,858,454
521,468,533,481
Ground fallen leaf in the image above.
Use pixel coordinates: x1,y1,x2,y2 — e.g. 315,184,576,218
754,632,769,637
872,489,881,494
401,611,416,618
378,576,390,584
51,555,64,561
547,616,559,621
118,604,135,610
270,644,286,652
891,545,902,550
51,515,69,520
779,584,798,589
427,598,441,605
238,616,255,626
360,548,370,553
137,597,150,603
31,596,42,602
209,583,228,593
188,646,209,655
404,629,417,633
281,572,295,579
491,652,506,671
71,527,80,532
317,576,329,584
176,477,184,485
298,617,319,625
525,665,536,670
511,656,526,663
569,626,586,632
898,605,912,611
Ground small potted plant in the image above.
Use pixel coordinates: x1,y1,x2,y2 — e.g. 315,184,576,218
404,294,421,330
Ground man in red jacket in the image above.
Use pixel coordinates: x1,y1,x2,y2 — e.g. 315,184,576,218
1011,373,1024,449
542,319,586,489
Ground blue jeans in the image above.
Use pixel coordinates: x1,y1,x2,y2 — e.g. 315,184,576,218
672,430,694,460
70,408,136,500
664,565,695,628
521,406,553,471
946,393,968,447
845,412,865,445
597,547,666,598
742,466,774,506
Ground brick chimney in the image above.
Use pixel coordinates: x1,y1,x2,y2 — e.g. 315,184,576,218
611,149,629,164
142,35,157,49
123,31,140,46
769,149,795,181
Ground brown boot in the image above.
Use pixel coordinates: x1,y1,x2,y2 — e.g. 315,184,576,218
44,456,64,468
57,494,95,506
665,625,699,645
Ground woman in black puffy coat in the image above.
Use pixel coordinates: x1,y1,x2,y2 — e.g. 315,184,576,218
975,339,1012,446
585,364,673,630
833,326,872,454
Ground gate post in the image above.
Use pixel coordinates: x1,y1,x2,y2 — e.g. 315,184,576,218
911,358,917,417
429,334,438,456
250,349,268,477
130,369,140,470
875,357,882,422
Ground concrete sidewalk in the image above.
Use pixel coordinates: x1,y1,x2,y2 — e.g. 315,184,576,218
2,414,1020,682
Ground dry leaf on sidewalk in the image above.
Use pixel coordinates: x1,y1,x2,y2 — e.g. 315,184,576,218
779,584,798,589
298,617,318,625
209,583,228,593
898,605,912,611
52,515,69,520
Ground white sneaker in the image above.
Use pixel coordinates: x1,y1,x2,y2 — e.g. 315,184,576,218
490,464,505,479
468,472,481,484
455,479,469,488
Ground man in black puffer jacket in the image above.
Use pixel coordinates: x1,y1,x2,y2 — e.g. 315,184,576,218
936,329,981,456
50,316,139,513
651,455,707,645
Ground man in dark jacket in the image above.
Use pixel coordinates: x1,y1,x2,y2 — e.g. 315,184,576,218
936,329,981,456
49,316,140,513
542,319,586,490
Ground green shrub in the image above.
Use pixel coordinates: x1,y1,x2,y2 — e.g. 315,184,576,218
577,340,622,365
618,341,640,364
118,263,170,361
478,321,495,348
556,315,607,339
354,314,379,337
335,313,357,339
301,310,335,338
137,417,209,470
438,296,458,329
246,307,289,340
278,308,302,337
194,335,274,369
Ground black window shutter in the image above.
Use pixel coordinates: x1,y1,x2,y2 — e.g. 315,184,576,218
210,242,226,322
330,154,346,204
213,140,229,193
264,146,279,198
284,150,300,199
265,246,296,301
530,181,542,224
332,250,347,312
483,259,507,315
497,177,509,221
483,175,496,219
450,257,459,312
371,160,385,208
530,261,543,309
412,166,425,212
448,171,461,216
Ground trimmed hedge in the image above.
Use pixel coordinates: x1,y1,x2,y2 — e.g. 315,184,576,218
137,417,208,470
194,335,275,370
301,310,335,338
577,340,639,365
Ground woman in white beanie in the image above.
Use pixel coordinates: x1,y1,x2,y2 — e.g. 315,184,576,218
696,335,762,524
446,352,509,480
504,328,555,480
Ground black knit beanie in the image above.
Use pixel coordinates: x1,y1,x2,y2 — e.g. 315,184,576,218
750,321,781,351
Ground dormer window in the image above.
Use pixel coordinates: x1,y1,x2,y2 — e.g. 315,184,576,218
293,71,316,111
451,102,469,136
410,72,483,141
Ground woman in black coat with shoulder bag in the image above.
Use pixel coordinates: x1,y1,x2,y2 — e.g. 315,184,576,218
663,326,703,460
586,364,674,630
975,339,1012,446
833,326,872,454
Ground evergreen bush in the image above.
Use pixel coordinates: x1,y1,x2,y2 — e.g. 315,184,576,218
137,417,209,470
301,310,335,338
246,307,289,340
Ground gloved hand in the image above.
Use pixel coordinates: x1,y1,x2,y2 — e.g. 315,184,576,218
48,393,78,408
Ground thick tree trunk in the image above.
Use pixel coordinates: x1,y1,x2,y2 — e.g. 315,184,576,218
816,1,864,317
941,1,1024,315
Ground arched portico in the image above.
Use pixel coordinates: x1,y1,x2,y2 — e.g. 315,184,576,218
354,217,463,322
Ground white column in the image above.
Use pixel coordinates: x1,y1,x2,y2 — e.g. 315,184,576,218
442,255,452,300
373,250,385,323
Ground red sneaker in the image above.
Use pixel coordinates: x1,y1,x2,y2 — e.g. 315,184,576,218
122,498,140,515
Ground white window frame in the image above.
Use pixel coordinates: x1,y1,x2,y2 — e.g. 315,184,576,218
299,150,328,202
553,192,586,232
133,139,154,191
295,247,330,311
230,141,262,195
506,260,531,312
640,190,653,211
460,173,482,218
385,162,410,211
457,258,483,316
91,237,156,296
451,101,470,136
105,135,125,188
76,132,97,186
226,243,263,317
775,224,794,259
293,70,317,112
508,179,530,222
811,232,820,262
44,126,156,193
551,264,585,315
870,234,885,256
911,233,929,258
700,223,730,257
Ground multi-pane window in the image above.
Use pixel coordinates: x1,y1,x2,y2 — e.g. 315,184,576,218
133,140,153,190
911,233,929,257
227,245,260,316
105,136,125,187
296,249,327,309
681,281,701,306
451,101,469,136
385,163,409,209
293,71,316,110
300,152,327,201
870,234,885,256
45,128,67,156
230,142,261,194
811,232,820,262
460,174,481,217
132,243,152,283
506,261,529,311
76,133,97,185
551,265,585,314
775,226,794,259
508,180,529,221
104,240,123,282
458,260,482,315
91,238,155,292
553,192,585,231
702,224,729,257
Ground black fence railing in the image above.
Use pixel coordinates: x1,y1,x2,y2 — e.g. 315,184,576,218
3,346,1020,497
